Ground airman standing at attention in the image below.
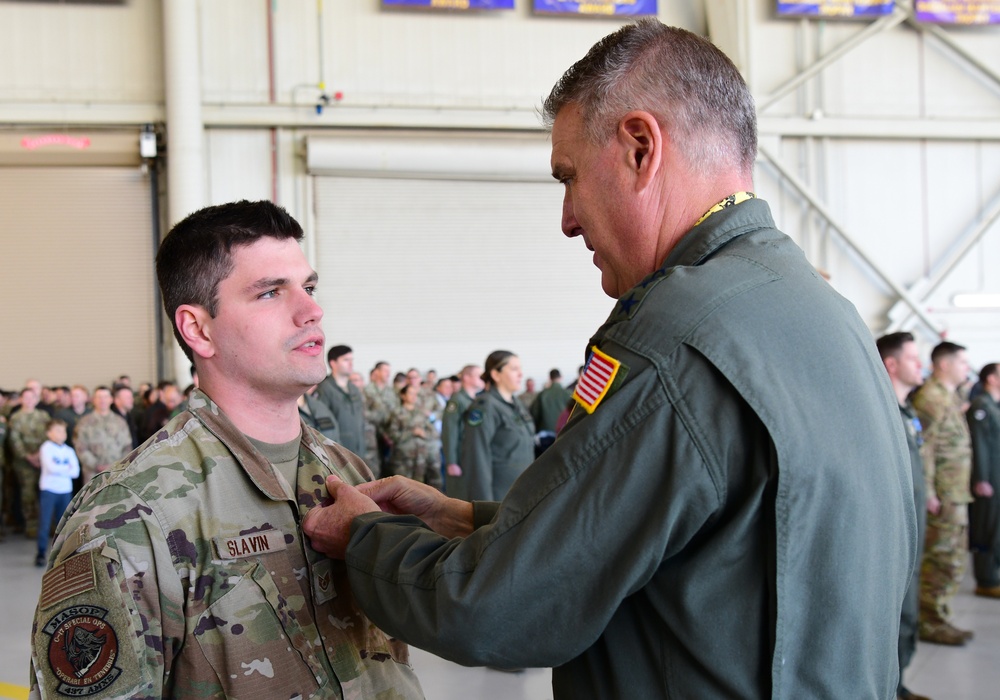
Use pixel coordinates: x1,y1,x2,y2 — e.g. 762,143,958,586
441,364,484,500
968,362,1000,599
9,387,49,537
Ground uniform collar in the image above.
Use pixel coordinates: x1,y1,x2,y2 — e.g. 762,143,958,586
186,388,335,502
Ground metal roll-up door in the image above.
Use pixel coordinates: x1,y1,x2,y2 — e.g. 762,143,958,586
0,166,156,389
311,170,611,384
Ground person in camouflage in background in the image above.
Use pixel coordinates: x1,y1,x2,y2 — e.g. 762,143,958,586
29,200,423,699
10,387,49,537
912,341,975,647
72,386,132,485
387,384,442,489
364,361,399,475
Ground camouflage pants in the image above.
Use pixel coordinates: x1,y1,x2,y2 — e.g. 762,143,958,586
390,453,443,490
919,503,968,631
13,457,39,533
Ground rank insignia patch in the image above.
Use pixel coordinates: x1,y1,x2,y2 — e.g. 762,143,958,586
573,346,622,414
42,605,123,696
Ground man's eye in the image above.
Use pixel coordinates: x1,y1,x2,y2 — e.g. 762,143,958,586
304,285,317,296
258,289,277,299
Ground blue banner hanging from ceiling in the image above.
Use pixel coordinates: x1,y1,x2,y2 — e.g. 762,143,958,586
533,0,659,16
383,0,514,9
775,1,894,18
915,0,1000,24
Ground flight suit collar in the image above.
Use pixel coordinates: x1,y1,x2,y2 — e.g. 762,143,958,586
662,197,775,270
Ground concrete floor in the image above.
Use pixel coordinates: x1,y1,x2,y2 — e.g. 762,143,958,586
2,532,998,700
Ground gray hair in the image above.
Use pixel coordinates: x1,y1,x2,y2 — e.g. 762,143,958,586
542,19,757,177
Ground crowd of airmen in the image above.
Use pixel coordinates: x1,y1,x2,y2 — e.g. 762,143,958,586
0,352,580,551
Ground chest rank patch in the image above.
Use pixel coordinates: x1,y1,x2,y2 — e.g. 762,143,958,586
215,529,287,560
41,604,123,696
573,346,622,414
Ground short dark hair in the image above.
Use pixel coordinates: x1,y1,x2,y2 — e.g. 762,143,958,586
549,369,562,381
981,363,999,385
930,341,966,365
45,418,67,432
327,345,352,363
93,385,111,396
876,332,915,362
542,19,757,177
112,383,131,396
156,200,304,362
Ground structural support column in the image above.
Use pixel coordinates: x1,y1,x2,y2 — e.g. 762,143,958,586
162,0,205,385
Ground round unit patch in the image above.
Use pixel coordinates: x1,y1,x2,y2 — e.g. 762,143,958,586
466,409,484,427
42,605,122,696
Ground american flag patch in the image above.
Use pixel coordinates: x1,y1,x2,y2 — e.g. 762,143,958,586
40,551,96,610
573,346,622,414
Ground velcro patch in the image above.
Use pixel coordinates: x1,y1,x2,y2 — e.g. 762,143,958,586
572,346,622,414
215,529,287,560
466,409,483,427
41,605,123,696
40,552,96,610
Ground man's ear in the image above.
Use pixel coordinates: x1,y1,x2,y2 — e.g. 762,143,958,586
618,110,662,189
175,305,216,359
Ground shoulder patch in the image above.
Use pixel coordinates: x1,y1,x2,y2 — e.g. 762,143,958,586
973,409,987,421
573,346,623,414
466,409,483,427
446,402,457,414
40,604,124,696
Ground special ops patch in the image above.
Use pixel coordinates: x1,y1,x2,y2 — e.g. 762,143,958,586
41,604,123,696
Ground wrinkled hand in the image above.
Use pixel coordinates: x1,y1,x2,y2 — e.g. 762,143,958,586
926,494,941,515
974,481,995,498
302,476,380,559
446,464,462,477
356,475,474,539
27,453,41,469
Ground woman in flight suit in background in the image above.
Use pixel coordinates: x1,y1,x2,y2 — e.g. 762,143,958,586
462,350,536,501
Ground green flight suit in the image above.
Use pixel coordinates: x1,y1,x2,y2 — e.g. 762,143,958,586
968,393,1000,587
898,401,926,692
441,390,474,499
300,391,341,444
461,388,535,502
336,198,914,699
316,376,366,457
530,383,571,433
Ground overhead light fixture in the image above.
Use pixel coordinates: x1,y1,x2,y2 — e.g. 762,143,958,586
953,293,1000,308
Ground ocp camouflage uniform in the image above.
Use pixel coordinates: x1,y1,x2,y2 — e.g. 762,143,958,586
9,408,49,534
29,389,423,700
913,376,973,634
968,392,1000,588
441,391,474,500
364,383,399,474
73,412,133,485
386,406,441,489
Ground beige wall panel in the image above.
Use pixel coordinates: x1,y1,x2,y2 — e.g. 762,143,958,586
0,0,163,103
206,128,274,205
0,167,156,389
201,0,270,103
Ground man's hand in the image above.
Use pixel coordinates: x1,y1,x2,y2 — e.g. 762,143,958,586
446,464,462,477
302,477,380,559
974,481,995,498
926,494,941,515
356,475,474,539
27,452,40,468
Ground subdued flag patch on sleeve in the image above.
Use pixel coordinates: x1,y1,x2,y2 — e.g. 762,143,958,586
573,346,622,414
40,551,96,610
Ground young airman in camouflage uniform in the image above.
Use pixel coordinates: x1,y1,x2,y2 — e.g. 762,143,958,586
912,341,974,646
29,200,422,699
10,388,50,536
